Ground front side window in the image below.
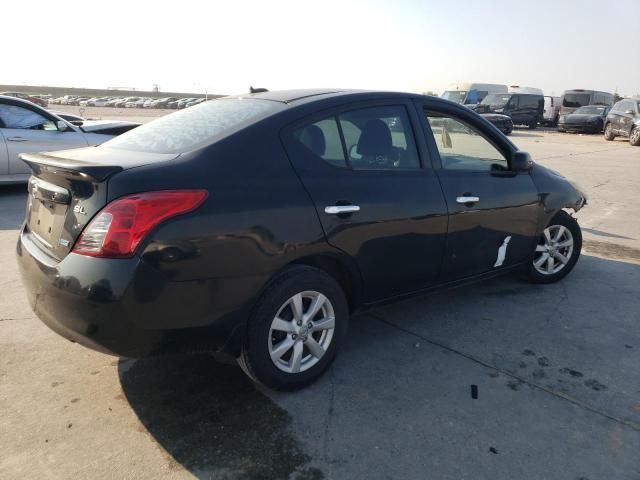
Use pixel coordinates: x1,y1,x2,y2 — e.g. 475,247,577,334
338,106,420,170
426,111,508,172
0,104,55,130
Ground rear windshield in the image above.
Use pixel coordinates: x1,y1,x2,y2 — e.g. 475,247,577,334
103,98,281,154
563,93,591,108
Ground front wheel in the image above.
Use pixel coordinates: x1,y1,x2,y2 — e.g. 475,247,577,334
604,123,615,141
521,211,582,284
630,127,640,146
240,266,348,391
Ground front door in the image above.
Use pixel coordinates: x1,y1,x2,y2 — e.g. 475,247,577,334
284,101,448,301
420,102,540,281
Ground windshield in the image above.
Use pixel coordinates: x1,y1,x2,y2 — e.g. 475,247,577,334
441,91,467,104
103,97,282,154
481,94,512,108
574,106,606,115
563,93,591,108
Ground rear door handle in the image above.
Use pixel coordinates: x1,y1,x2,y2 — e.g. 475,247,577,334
456,196,480,204
324,205,361,215
7,137,28,142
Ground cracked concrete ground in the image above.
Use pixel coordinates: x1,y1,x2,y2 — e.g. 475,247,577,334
1,129,639,479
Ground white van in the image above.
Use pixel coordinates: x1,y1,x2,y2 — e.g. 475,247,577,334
440,83,508,106
543,96,561,126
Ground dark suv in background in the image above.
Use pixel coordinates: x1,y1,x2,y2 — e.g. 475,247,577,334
474,93,544,129
604,98,640,146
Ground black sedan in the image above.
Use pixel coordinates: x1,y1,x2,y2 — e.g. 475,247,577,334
558,105,609,133
16,89,587,391
481,113,513,135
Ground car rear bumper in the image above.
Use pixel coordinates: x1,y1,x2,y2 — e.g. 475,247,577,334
16,229,248,358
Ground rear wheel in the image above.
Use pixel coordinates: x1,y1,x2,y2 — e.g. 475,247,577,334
604,123,615,141
240,266,348,391
630,127,640,146
528,121,537,129
522,211,582,284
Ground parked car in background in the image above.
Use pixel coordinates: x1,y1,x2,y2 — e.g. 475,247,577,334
0,92,48,107
543,96,561,126
124,97,143,108
186,98,206,108
152,97,179,108
560,89,614,116
176,98,198,109
558,105,609,133
94,97,113,107
441,83,508,106
0,95,139,184
474,92,544,128
480,113,513,135
604,98,640,146
15,89,587,390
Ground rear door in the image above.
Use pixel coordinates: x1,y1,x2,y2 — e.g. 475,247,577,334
418,100,540,281
283,100,448,302
0,99,88,175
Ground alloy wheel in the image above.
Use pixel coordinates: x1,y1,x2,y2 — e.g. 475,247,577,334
268,291,335,373
533,225,574,275
631,128,640,145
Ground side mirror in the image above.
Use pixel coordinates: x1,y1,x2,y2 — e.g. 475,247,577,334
57,120,69,132
511,151,533,172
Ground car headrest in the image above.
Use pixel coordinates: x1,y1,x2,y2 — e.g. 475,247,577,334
300,124,326,157
357,119,393,157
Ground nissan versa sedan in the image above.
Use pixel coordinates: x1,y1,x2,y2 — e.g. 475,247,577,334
16,90,587,391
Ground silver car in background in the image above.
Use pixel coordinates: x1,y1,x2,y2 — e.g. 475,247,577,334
0,95,139,184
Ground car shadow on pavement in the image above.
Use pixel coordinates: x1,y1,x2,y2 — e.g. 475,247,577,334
119,252,640,479
0,184,27,231
118,355,323,480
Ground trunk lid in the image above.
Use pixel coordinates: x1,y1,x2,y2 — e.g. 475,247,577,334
20,147,178,261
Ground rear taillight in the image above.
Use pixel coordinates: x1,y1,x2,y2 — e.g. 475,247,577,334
73,190,208,258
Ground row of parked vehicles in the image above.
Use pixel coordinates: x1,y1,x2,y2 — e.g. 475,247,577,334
438,83,640,145
47,95,207,109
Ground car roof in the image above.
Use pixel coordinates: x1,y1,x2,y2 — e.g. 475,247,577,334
232,88,425,106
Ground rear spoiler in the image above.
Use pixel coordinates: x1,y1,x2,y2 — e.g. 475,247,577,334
20,152,123,182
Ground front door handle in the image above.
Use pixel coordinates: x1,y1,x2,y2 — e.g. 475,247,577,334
324,205,361,215
456,196,480,204
7,137,28,142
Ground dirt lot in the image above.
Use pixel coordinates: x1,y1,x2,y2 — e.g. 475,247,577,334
1,125,639,479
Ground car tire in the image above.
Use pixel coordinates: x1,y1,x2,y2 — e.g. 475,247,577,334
528,121,538,130
240,265,348,391
521,211,582,284
604,123,615,141
503,127,512,136
630,127,640,146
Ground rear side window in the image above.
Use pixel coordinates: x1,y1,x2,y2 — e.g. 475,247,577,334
294,118,346,167
104,98,282,154
292,105,421,170
338,106,420,170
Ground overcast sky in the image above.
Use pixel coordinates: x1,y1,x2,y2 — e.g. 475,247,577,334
4,0,639,96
